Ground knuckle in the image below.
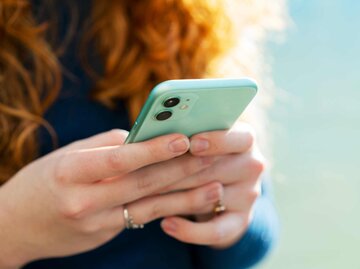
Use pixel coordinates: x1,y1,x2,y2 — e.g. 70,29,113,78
58,195,92,220
106,148,125,171
148,201,163,220
248,155,266,176
195,168,214,185
178,164,193,177
195,176,210,186
178,157,198,177
190,186,214,211
136,174,157,193
52,153,70,185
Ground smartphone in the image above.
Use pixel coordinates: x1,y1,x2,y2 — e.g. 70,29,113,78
125,78,257,143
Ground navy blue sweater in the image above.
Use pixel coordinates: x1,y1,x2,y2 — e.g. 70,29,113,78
24,2,278,268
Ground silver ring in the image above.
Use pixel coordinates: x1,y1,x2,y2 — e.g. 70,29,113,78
123,207,144,229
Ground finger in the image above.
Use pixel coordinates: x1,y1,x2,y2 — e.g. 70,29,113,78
71,129,129,149
161,212,246,246
222,182,261,212
54,133,190,183
89,153,215,208
161,151,264,192
191,182,262,215
190,122,255,156
74,206,125,235
84,182,223,232
56,129,129,154
125,182,224,226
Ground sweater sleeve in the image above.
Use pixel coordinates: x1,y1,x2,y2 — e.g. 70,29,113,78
192,178,279,269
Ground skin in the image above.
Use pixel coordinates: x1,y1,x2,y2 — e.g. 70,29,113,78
160,122,265,248
0,122,264,268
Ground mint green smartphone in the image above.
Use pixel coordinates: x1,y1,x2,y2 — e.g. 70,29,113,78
125,78,257,143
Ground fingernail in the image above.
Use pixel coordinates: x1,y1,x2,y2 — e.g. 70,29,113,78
169,138,189,153
206,187,221,202
162,219,178,234
191,139,210,153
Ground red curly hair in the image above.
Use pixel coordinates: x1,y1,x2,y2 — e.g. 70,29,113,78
0,0,286,183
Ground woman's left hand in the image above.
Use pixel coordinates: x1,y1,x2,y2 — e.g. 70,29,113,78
160,122,266,249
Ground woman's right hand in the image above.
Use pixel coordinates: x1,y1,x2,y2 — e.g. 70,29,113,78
0,130,222,268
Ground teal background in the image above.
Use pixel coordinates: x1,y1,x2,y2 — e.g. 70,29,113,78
259,1,360,268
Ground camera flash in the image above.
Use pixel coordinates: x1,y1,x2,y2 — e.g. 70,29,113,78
180,105,189,110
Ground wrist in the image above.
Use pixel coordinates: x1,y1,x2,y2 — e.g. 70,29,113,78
0,215,28,269
0,186,33,268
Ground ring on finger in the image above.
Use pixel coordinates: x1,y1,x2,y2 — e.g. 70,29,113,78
123,207,144,229
213,199,226,215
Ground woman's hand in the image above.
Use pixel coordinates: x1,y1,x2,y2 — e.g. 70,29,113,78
160,122,266,249
0,130,223,268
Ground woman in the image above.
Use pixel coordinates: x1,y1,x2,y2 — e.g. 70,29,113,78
0,0,286,268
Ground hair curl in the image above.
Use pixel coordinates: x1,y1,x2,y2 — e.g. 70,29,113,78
0,0,287,184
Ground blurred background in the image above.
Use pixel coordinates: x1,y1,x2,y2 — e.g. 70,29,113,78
259,1,360,268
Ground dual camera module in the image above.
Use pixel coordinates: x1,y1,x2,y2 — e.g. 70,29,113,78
156,97,180,121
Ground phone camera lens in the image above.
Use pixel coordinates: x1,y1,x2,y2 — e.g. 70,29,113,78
163,97,180,108
156,111,172,121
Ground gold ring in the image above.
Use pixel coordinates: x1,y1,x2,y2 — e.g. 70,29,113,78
123,207,144,229
213,200,226,215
